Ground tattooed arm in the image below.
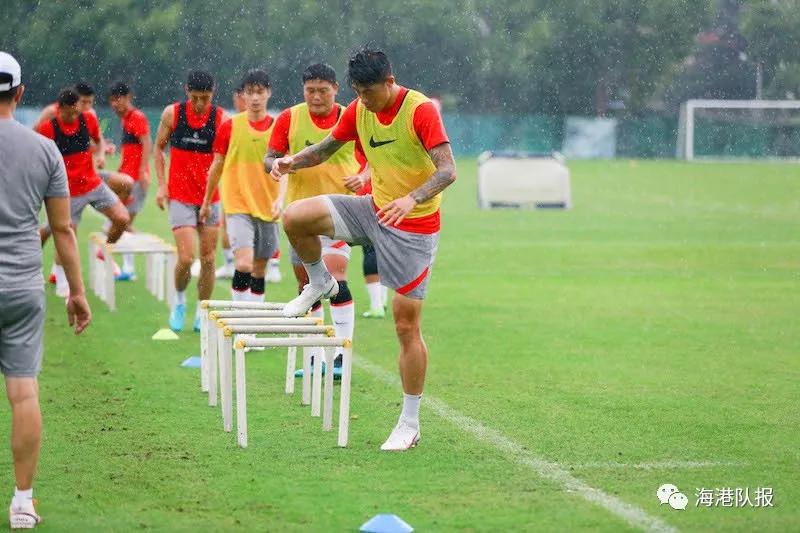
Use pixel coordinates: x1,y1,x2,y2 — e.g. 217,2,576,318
377,142,457,227
268,134,346,181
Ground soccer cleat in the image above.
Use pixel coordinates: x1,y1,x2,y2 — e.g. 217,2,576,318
282,278,339,317
193,315,201,333
190,259,200,278
380,418,421,451
215,262,234,279
169,303,186,332
266,261,282,283
362,308,386,319
115,271,136,282
9,499,42,529
47,273,56,285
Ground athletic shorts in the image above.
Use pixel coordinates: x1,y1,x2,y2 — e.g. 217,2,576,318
127,180,147,215
71,182,119,224
0,288,45,377
323,194,439,299
226,214,279,260
98,169,112,182
169,200,220,229
290,236,351,265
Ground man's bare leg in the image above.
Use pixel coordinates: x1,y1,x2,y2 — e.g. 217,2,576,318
169,227,195,331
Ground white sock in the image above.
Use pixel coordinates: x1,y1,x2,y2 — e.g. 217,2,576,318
329,301,354,354
49,263,56,276
223,248,234,264
268,257,280,266
123,253,135,273
54,264,67,290
401,393,421,427
231,288,247,301
195,306,202,320
174,290,186,306
366,282,382,311
303,259,332,286
248,289,265,303
381,284,389,307
13,487,32,509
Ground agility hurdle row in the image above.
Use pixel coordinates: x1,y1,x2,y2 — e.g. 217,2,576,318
199,300,354,447
89,232,177,311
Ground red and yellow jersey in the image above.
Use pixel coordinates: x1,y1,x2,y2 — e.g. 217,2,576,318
282,103,359,204
333,87,449,233
218,112,278,221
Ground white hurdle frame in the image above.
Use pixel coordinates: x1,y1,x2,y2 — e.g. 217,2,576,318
234,336,353,448
88,232,176,311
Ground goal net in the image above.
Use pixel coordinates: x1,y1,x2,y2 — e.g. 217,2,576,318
677,99,800,160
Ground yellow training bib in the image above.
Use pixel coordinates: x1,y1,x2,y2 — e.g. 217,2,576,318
356,89,438,218
221,112,278,221
287,103,359,204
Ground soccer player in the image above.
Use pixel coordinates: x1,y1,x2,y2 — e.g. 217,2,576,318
36,87,131,297
271,49,456,451
212,85,247,280
34,81,133,202
265,63,361,373
0,52,91,529
108,81,152,280
154,70,227,332
200,69,278,303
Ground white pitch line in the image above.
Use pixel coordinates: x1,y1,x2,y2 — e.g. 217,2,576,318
566,460,746,471
354,356,677,533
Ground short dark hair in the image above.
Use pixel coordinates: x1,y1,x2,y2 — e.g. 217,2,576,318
74,81,95,97
0,73,18,103
240,69,270,89
303,63,337,85
187,70,214,92
347,48,392,86
58,87,79,107
108,80,131,97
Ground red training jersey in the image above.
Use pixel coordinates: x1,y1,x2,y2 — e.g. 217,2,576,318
168,102,223,205
119,107,150,181
36,111,102,196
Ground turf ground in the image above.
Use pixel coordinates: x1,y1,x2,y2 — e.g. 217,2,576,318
2,158,797,531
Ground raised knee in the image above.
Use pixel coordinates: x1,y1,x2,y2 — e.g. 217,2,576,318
113,210,130,227
281,203,301,232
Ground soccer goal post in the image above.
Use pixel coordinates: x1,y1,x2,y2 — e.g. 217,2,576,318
677,99,800,161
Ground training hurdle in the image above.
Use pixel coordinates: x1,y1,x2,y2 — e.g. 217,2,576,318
235,335,353,448
88,232,177,311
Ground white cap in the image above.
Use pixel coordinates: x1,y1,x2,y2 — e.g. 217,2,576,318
0,52,21,91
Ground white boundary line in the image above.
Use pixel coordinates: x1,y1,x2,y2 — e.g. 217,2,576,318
566,460,745,471
354,356,677,533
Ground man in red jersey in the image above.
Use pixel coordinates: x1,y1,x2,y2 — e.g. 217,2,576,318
36,87,130,297
108,81,152,280
271,49,456,451
154,70,227,332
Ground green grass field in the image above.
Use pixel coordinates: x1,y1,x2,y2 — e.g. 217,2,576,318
3,158,798,531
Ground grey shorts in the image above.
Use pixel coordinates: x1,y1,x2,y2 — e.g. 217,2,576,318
289,236,351,265
323,195,439,299
127,180,147,215
169,200,220,229
0,288,45,377
226,214,280,260
98,169,112,182
71,182,120,224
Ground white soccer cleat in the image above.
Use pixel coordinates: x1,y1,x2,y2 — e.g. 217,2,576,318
380,418,421,451
190,259,201,278
282,278,339,317
9,500,42,529
266,261,282,283
215,262,234,279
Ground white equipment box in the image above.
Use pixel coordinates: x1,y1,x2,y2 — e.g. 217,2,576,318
477,151,572,209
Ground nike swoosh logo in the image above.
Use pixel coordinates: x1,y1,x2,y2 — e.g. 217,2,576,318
305,140,314,147
369,135,396,148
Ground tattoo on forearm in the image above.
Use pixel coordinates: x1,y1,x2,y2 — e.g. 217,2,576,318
264,148,284,171
409,143,457,204
291,135,345,170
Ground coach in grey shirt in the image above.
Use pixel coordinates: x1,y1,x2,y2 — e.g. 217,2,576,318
0,52,91,529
